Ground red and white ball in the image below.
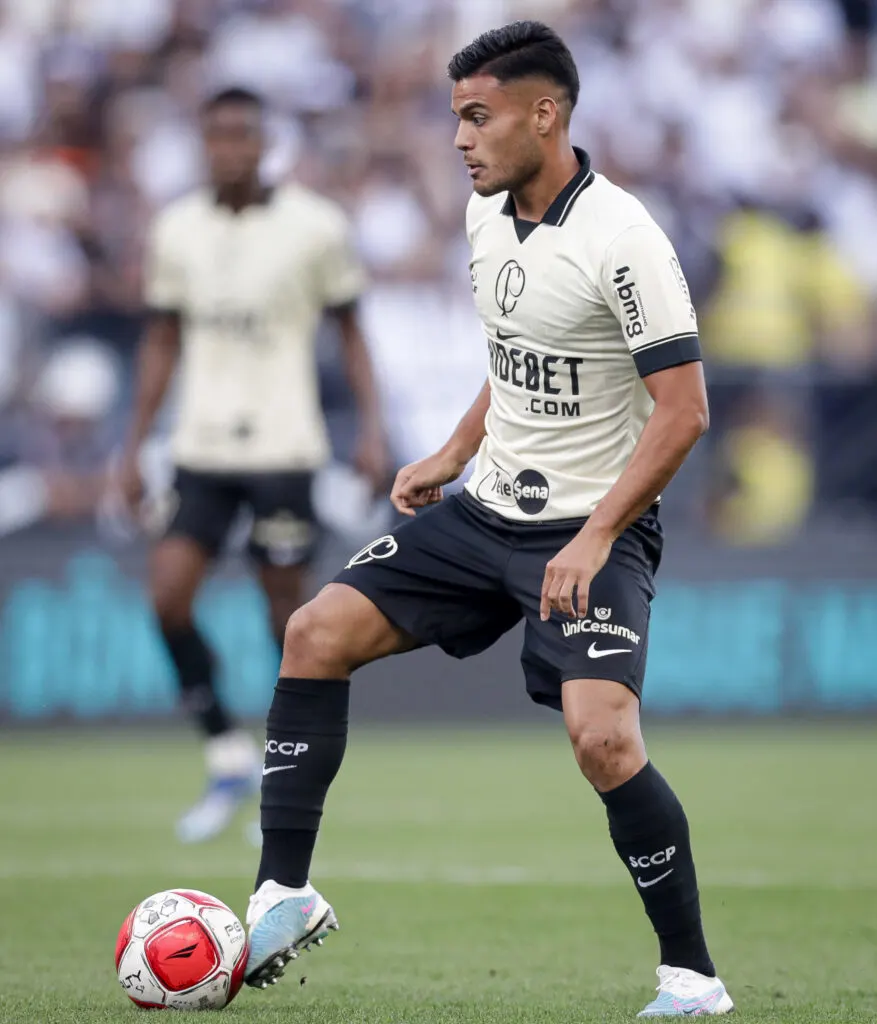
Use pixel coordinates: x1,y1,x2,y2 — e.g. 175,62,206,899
115,889,248,1010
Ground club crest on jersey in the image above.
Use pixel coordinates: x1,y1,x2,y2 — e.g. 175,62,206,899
475,465,549,515
495,259,526,316
345,535,398,569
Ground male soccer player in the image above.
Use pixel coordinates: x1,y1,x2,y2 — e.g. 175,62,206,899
120,87,387,844
242,23,734,1017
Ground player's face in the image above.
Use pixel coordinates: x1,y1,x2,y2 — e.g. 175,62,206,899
452,76,544,197
203,104,263,188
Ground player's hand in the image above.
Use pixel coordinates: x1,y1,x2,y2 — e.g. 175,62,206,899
390,448,468,518
540,524,614,621
354,427,391,496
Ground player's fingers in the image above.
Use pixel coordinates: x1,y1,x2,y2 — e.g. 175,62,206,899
389,486,416,516
575,578,590,619
539,565,555,621
557,575,576,619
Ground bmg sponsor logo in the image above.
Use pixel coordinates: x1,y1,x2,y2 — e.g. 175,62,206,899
613,265,648,339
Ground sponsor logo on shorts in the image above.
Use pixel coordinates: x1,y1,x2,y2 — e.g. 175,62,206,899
562,619,641,644
475,464,550,515
252,511,314,566
345,535,398,569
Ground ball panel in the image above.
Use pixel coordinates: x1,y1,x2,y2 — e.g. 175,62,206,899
164,970,231,1011
171,889,230,911
144,918,220,993
117,944,168,1008
199,905,247,964
115,909,136,970
228,944,248,1003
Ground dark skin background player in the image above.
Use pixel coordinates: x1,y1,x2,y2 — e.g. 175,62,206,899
119,95,388,648
280,68,708,793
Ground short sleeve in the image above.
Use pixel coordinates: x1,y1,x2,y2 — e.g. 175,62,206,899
317,212,366,309
600,223,701,377
143,210,185,312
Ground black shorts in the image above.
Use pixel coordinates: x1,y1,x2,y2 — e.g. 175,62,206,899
163,467,318,566
336,492,663,710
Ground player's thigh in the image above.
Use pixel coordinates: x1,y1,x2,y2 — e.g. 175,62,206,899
334,495,521,661
245,471,318,568
282,582,419,676
149,536,212,624
256,562,309,633
510,511,661,712
159,468,241,561
150,469,241,622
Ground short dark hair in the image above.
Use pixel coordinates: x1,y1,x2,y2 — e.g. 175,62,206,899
201,86,264,116
447,21,579,111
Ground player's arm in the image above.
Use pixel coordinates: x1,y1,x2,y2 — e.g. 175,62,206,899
391,378,490,517
317,209,391,493
541,224,707,620
125,313,181,454
329,302,389,492
586,361,708,539
118,211,184,509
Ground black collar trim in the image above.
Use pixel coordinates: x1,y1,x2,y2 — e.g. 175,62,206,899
500,147,594,227
213,185,275,210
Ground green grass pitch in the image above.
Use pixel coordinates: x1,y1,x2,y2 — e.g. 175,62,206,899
1,723,875,1022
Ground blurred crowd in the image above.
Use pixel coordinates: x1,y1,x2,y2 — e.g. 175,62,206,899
0,0,875,547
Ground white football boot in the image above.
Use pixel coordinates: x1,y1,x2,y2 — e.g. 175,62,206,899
638,966,735,1016
175,731,261,844
244,880,338,989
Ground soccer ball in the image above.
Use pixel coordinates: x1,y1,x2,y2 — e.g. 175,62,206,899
115,889,248,1010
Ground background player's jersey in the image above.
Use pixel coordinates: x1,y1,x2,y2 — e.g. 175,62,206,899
464,151,700,522
144,184,365,472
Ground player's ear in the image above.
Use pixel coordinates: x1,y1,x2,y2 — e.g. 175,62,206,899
534,96,558,136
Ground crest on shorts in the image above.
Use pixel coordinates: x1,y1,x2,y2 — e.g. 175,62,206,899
345,535,398,570
594,607,611,621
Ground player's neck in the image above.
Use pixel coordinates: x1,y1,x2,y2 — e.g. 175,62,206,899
214,180,269,213
510,146,582,223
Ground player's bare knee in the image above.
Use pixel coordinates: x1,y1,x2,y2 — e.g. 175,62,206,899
570,722,642,789
152,588,193,634
281,601,349,677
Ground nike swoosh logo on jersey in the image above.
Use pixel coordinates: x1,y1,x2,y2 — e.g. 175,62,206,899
637,868,674,888
495,329,521,341
587,642,632,658
262,764,298,775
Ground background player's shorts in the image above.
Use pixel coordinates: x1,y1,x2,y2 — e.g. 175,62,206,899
163,467,318,566
336,492,662,710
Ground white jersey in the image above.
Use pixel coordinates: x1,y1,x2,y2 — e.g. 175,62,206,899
144,184,365,472
464,150,700,521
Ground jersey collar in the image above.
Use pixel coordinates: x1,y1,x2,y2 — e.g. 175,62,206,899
501,147,594,241
213,184,275,211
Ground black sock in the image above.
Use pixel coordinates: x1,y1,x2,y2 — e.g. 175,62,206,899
257,677,349,889
162,625,233,737
599,762,715,976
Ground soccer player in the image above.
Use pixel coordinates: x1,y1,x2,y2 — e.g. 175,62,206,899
120,87,387,844
242,23,734,1017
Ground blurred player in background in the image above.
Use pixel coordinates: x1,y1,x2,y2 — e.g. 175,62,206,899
242,22,733,1017
118,87,387,844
